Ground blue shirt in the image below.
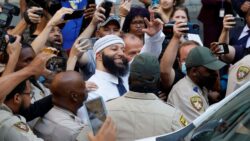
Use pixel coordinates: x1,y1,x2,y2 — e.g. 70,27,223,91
61,0,87,50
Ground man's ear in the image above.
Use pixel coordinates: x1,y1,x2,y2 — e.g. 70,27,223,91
13,93,22,104
71,92,78,102
96,52,102,61
190,67,198,76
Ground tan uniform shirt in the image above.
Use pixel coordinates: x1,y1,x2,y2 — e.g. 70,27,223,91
226,55,250,96
167,76,209,124
34,106,89,141
106,91,184,141
0,104,43,141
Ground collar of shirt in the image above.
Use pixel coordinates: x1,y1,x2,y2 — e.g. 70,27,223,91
52,106,83,124
239,25,250,40
0,103,13,114
95,70,119,85
185,76,204,94
124,91,158,100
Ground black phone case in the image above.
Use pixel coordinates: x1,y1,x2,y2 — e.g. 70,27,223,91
64,10,84,20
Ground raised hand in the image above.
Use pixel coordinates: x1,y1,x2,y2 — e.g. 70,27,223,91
142,8,164,37
90,6,106,26
88,117,116,141
84,4,96,19
119,0,132,17
26,6,43,24
47,7,74,27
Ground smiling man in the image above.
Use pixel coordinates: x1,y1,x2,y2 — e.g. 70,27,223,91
86,35,129,101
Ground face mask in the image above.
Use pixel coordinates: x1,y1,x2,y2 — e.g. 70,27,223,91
181,62,187,75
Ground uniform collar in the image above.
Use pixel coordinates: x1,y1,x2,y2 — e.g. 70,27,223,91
53,106,82,123
95,70,119,84
124,91,158,100
0,103,13,114
185,76,208,95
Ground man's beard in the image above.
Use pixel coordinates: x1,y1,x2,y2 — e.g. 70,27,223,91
102,53,129,77
197,71,218,90
18,100,29,115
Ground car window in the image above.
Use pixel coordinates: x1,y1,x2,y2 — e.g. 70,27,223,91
191,86,250,141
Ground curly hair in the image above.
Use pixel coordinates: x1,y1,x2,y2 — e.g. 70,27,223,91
122,6,150,33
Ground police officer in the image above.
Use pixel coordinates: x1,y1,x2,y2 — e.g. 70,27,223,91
226,55,250,95
167,47,226,123
0,81,43,141
33,71,90,141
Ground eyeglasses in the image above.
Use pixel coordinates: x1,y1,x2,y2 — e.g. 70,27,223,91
131,20,145,26
22,91,35,98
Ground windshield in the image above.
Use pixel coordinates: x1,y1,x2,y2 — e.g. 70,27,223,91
191,86,250,141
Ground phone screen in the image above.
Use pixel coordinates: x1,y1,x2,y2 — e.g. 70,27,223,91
216,43,229,54
85,97,107,135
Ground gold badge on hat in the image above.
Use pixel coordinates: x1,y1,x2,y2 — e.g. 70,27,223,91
190,96,203,112
14,122,29,132
179,115,188,126
237,66,250,81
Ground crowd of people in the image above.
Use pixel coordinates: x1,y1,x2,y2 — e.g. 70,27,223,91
0,0,250,141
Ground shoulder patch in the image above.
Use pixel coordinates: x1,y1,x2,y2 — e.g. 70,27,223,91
179,115,188,126
14,122,29,132
190,96,203,112
237,66,250,81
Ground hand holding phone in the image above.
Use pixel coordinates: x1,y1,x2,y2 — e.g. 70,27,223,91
210,42,229,54
85,97,107,135
216,43,229,54
64,10,84,20
101,1,113,19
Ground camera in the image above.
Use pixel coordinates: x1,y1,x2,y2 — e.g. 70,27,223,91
163,22,200,39
0,3,20,53
0,3,19,27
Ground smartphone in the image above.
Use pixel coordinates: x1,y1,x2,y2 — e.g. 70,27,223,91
46,56,66,72
181,23,200,34
163,22,199,38
87,0,95,6
163,23,174,39
34,9,43,17
216,43,229,54
101,1,113,19
235,17,245,27
64,10,84,20
229,17,245,27
151,0,159,9
85,97,107,135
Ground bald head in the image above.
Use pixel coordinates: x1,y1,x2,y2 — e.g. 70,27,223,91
50,71,87,114
123,33,143,61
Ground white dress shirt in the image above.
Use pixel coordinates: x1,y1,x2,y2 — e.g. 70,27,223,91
238,25,250,48
87,70,129,101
